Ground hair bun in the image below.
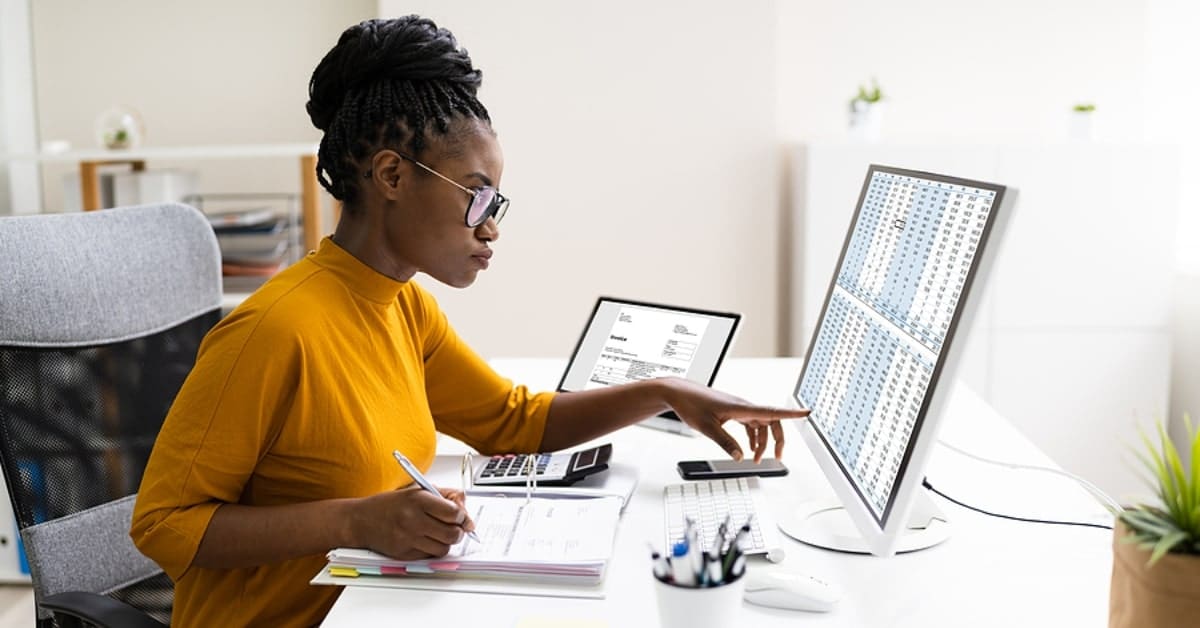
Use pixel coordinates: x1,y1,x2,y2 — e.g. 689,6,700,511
306,16,482,132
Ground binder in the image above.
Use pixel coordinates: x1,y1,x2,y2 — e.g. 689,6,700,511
311,494,623,598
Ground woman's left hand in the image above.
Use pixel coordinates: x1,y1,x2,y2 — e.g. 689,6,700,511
661,378,810,462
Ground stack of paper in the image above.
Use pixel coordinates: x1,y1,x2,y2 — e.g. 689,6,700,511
319,495,622,587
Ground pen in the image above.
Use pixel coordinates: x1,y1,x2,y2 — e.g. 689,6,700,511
714,514,730,551
705,551,723,586
671,538,695,586
392,450,481,543
686,524,704,585
651,550,669,580
723,525,749,577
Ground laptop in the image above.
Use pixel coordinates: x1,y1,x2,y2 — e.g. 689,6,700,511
556,297,742,434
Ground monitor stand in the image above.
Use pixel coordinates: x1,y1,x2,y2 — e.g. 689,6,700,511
777,489,951,554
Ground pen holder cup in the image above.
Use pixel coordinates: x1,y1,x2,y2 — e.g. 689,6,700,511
653,572,746,628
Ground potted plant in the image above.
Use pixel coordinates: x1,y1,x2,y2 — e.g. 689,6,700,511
1109,417,1200,627
848,78,885,141
1069,102,1095,141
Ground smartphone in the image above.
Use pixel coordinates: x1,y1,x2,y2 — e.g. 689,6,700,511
676,458,788,480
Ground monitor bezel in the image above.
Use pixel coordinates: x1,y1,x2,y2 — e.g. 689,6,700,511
791,164,1013,556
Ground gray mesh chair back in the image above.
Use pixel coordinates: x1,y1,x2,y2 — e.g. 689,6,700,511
0,203,222,627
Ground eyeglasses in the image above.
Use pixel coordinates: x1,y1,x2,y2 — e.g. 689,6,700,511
365,154,509,228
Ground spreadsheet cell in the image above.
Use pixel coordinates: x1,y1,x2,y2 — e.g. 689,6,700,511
800,292,932,514
837,172,995,353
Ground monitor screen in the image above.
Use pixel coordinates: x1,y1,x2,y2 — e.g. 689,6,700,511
794,165,1006,528
558,298,740,395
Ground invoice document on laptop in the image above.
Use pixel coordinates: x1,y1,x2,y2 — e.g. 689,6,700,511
557,297,740,433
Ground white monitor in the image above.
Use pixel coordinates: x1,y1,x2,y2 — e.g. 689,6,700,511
785,165,1015,557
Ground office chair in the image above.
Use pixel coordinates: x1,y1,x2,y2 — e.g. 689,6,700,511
0,203,222,627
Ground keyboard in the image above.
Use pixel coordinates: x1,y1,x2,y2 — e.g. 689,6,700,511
663,477,781,558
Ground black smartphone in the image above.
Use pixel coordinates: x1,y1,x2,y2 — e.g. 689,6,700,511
676,458,789,480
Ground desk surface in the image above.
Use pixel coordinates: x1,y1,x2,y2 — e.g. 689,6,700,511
324,358,1113,627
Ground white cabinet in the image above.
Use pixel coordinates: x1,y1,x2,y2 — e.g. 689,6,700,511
789,142,1176,500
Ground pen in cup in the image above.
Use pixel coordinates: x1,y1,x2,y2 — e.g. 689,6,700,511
671,537,695,586
392,450,481,543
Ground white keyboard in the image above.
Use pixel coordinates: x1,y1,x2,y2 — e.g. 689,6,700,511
663,477,781,558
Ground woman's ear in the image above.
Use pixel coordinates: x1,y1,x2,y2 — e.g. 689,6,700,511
367,150,406,199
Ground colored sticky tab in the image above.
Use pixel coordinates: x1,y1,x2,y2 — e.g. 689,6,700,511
405,564,434,574
381,566,407,576
428,562,461,571
329,567,359,578
356,566,382,576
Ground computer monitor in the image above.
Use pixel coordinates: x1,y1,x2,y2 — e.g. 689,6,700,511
784,165,1015,557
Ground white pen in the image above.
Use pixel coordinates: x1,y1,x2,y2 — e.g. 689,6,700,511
393,450,481,543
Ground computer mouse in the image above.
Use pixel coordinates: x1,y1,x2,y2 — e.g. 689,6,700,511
742,569,841,612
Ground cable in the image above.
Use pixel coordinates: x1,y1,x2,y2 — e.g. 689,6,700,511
937,439,1123,513
922,479,1113,530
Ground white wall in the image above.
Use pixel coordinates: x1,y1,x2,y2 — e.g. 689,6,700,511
1170,273,1200,469
0,0,41,215
29,0,374,213
776,0,1150,144
379,0,781,358
1146,0,1200,274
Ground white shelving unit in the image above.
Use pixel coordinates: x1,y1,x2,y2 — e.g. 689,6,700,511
0,143,327,252
789,141,1177,500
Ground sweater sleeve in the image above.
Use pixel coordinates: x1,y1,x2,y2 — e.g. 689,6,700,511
130,309,298,581
413,286,552,454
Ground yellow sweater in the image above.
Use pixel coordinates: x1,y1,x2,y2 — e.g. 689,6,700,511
131,238,552,627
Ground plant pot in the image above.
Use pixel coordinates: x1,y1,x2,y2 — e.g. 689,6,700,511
1068,111,1093,141
1110,519,1200,627
848,102,884,142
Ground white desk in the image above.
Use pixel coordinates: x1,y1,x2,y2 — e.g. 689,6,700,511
323,358,1113,627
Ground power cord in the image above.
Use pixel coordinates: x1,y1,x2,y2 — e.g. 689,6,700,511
928,439,1118,530
936,438,1123,513
922,479,1113,530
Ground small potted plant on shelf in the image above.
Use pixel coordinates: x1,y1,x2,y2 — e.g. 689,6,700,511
848,78,885,141
1109,417,1200,627
1069,102,1096,141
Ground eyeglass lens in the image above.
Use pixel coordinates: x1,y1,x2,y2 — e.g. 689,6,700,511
467,188,507,227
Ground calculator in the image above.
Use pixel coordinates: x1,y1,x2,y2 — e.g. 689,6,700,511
473,443,613,486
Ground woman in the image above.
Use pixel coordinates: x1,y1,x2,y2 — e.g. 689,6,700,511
131,15,808,626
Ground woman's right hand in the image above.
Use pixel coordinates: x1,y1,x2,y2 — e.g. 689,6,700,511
350,485,475,559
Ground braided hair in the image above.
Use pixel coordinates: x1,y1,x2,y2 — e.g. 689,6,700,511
306,16,491,207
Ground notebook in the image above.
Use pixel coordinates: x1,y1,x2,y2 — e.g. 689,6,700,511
312,495,622,598
556,297,741,434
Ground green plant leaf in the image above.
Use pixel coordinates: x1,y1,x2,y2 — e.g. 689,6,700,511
1149,530,1189,565
1160,423,1188,519
1188,415,1199,520
1137,426,1170,496
1122,417,1200,562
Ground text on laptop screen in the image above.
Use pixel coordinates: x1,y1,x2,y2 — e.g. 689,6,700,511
558,299,739,392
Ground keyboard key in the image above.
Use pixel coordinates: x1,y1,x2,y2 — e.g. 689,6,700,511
662,478,774,557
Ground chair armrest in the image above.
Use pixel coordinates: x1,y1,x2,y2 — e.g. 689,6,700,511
40,591,165,628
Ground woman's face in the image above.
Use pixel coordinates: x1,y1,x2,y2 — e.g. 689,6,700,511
385,120,504,288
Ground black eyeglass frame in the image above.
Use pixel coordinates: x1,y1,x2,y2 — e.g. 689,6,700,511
363,153,509,228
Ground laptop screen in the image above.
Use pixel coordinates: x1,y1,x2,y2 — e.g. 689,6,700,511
557,298,741,419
